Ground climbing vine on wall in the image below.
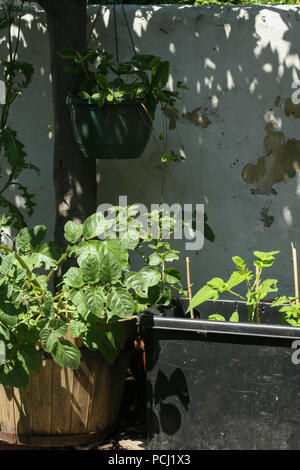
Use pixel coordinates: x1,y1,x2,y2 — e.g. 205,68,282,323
0,0,39,236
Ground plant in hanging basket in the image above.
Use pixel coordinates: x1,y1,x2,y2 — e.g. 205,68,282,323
60,48,187,160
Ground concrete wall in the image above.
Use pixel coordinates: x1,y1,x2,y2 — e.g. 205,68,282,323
4,4,300,296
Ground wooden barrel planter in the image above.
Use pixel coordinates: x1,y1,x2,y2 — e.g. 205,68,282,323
0,319,136,448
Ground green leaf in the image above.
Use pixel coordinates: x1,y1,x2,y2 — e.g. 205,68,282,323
151,60,169,90
188,285,219,312
148,253,161,266
207,277,226,291
39,328,55,353
1,253,16,274
0,321,9,341
64,267,84,288
69,320,86,339
15,227,32,253
51,340,81,370
164,252,179,263
0,302,19,327
232,256,247,271
254,251,280,268
82,326,105,351
64,221,83,244
96,74,109,89
100,324,125,364
48,318,68,338
271,296,289,307
107,288,135,319
0,360,29,389
78,91,91,100
208,314,225,322
15,225,47,255
226,271,249,290
257,279,278,299
41,298,55,318
18,345,42,371
15,323,38,345
164,268,181,285
80,254,100,284
82,213,107,240
229,311,239,322
84,287,104,316
59,49,78,59
125,267,161,298
100,239,129,269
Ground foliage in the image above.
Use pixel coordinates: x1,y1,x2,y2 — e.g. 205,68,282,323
271,296,300,326
0,0,39,235
188,250,280,323
60,48,186,121
60,48,187,167
0,207,187,389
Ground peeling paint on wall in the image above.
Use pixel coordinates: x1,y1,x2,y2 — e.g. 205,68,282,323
284,98,300,118
260,205,274,227
242,123,300,194
164,107,178,130
182,107,212,128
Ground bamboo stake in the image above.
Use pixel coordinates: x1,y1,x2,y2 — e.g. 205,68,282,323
186,257,194,319
291,242,299,304
255,266,261,323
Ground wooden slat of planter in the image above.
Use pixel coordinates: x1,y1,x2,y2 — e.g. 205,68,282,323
12,375,33,436
31,360,53,434
87,355,111,433
51,363,74,435
0,386,15,433
108,351,130,425
70,356,95,434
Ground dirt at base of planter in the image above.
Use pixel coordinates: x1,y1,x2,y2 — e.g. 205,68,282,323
0,430,147,451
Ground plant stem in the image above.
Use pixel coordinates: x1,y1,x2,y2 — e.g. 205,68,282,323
45,252,67,284
0,244,41,289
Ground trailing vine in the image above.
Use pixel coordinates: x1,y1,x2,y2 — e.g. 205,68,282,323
0,0,39,236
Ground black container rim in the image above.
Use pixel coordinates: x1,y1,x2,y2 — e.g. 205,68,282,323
138,298,300,340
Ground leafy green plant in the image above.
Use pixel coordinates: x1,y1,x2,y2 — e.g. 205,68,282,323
60,49,186,120
0,207,185,389
188,251,280,323
0,0,39,234
271,296,300,326
60,48,187,168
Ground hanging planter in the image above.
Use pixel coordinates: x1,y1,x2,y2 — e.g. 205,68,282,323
60,16,187,161
66,97,152,160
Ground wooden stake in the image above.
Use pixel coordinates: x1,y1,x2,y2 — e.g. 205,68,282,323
255,266,261,323
291,242,299,304
186,257,194,319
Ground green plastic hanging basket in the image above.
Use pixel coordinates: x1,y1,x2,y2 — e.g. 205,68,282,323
66,97,153,160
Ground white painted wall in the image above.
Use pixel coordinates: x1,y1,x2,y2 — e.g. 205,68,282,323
4,4,300,297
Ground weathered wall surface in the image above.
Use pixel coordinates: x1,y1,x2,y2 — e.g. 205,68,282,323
5,5,300,296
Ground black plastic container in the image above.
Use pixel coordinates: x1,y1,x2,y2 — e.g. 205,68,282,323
66,97,152,159
139,299,300,450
